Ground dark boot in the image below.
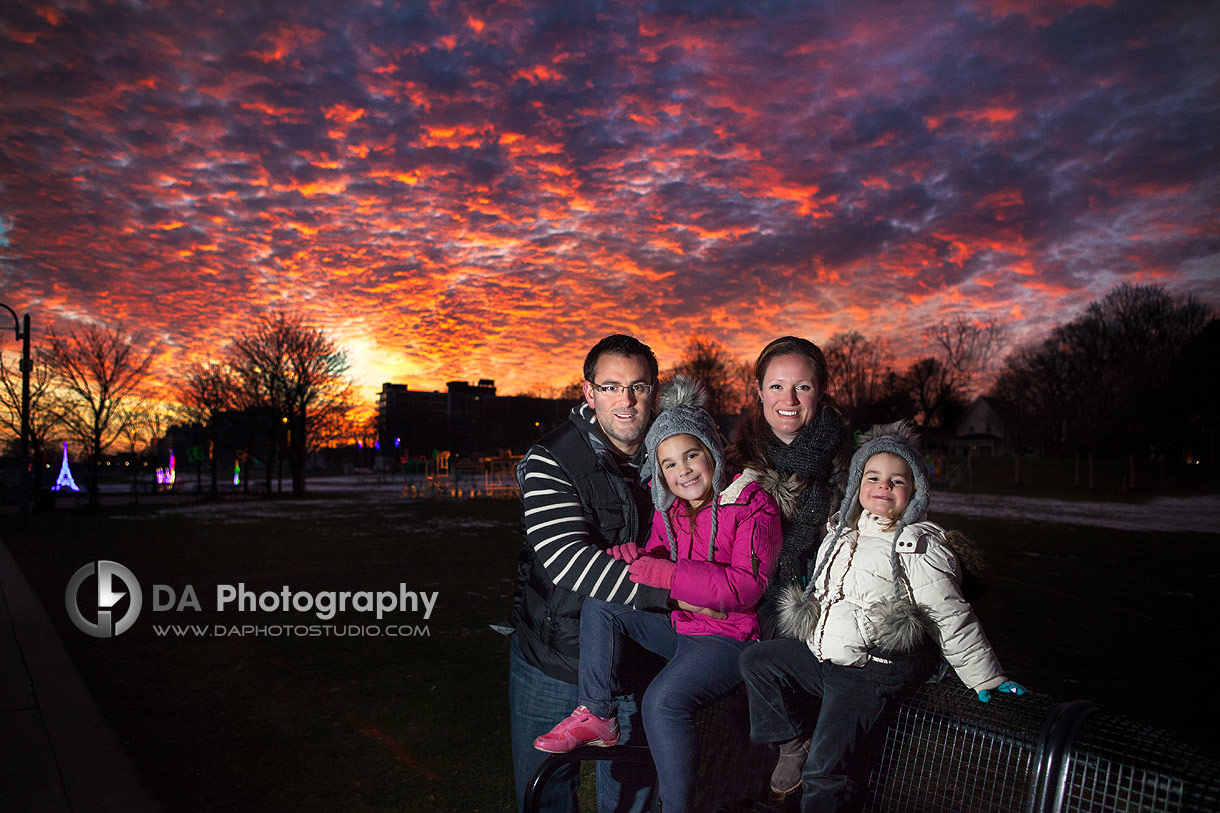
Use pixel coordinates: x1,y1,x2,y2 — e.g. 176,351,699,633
769,737,810,796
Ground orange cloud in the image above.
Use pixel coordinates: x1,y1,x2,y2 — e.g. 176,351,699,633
250,24,325,63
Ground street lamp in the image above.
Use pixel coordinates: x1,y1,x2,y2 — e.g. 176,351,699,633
0,302,31,519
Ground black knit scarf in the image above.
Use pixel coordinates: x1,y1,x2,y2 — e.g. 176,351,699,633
758,405,844,633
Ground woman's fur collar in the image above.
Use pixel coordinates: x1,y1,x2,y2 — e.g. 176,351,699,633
752,468,806,520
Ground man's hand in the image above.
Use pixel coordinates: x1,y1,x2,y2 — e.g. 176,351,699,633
674,599,728,620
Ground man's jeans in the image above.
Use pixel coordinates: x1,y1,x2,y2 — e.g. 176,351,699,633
508,633,653,813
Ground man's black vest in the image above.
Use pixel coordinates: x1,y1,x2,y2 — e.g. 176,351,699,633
510,417,651,683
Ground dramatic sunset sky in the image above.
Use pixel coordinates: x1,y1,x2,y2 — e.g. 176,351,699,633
1,0,1217,406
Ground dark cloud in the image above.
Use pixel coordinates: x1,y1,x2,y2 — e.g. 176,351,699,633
0,0,1216,401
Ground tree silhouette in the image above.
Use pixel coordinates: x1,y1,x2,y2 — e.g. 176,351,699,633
824,318,1003,430
46,324,156,506
229,312,354,495
175,361,235,497
558,380,584,401
0,345,59,492
1170,319,1220,464
824,330,893,419
924,315,1007,398
900,356,965,429
993,283,1212,463
671,335,746,424
992,341,1075,455
119,407,168,500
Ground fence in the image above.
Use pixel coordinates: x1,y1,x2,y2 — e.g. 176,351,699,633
525,679,1220,812
407,453,521,499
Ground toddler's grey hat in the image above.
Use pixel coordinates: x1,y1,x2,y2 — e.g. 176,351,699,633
804,420,930,604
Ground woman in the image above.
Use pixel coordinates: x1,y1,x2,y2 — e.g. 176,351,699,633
730,336,847,637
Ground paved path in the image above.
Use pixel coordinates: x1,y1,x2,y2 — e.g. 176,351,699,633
933,492,1220,533
0,540,159,812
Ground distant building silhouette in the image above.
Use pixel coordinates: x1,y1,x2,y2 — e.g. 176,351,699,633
950,396,1015,456
376,379,572,467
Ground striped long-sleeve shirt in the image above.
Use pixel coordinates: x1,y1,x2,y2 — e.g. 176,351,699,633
518,409,660,608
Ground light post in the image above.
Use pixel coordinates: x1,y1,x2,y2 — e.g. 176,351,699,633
1,302,31,519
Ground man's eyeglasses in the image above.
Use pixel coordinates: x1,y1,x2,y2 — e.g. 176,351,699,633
590,382,653,397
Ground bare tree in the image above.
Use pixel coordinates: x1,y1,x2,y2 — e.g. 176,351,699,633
864,316,1008,430
118,406,168,501
47,324,156,505
229,318,290,494
175,361,235,497
990,283,1213,469
924,315,1007,399
992,342,1074,455
731,358,754,413
230,312,353,495
672,336,746,423
900,356,964,429
1053,284,1208,458
0,345,60,491
558,380,584,401
824,331,894,418
283,320,355,491
300,387,358,456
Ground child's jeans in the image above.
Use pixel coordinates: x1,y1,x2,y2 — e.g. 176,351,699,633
739,637,938,813
578,597,753,813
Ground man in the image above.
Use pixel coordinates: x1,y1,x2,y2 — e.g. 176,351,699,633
508,334,667,813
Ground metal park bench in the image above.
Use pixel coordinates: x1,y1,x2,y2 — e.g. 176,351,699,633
524,679,1220,812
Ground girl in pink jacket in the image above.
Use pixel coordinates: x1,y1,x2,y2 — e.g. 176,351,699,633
534,376,783,813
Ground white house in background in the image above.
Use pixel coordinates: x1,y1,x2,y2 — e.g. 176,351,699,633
951,396,1011,456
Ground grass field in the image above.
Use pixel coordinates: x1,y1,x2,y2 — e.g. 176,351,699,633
931,452,1217,499
4,491,1217,811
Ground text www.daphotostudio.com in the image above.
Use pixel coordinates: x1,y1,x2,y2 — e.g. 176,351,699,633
65,559,437,639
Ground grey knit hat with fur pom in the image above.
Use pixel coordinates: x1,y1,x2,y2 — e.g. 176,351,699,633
640,375,726,562
836,420,929,529
803,420,929,602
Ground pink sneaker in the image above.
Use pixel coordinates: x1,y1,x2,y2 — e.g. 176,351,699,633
533,706,620,753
